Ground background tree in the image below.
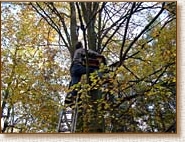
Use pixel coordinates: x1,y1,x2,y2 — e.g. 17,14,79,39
1,3,70,132
1,2,176,133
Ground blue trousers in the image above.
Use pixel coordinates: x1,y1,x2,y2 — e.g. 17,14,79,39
70,64,99,96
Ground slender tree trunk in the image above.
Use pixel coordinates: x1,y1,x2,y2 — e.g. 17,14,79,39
70,2,78,58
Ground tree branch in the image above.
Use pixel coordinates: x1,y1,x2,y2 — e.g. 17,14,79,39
119,2,136,66
30,2,69,50
120,2,166,65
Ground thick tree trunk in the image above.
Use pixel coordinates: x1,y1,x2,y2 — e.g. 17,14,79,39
81,2,99,52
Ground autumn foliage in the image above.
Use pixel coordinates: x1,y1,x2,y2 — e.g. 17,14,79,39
1,2,176,133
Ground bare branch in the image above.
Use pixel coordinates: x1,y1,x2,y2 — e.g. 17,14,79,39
120,2,166,65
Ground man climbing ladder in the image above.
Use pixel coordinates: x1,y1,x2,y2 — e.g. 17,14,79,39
65,41,105,105
57,41,106,133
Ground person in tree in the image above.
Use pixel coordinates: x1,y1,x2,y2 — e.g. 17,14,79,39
65,41,105,104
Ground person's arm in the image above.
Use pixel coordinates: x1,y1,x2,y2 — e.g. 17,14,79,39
88,49,101,56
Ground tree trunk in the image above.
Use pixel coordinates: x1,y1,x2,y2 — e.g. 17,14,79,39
81,2,99,51
70,2,78,58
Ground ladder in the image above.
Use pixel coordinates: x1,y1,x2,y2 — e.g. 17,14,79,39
57,95,79,133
